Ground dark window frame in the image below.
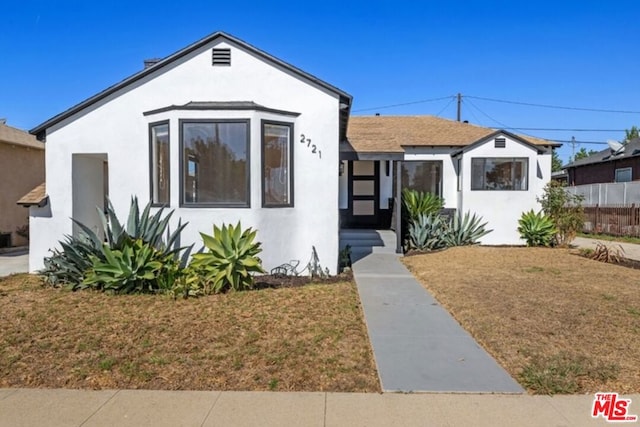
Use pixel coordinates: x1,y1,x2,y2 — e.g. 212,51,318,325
471,157,529,191
401,160,443,197
149,120,170,207
179,118,251,208
261,120,294,208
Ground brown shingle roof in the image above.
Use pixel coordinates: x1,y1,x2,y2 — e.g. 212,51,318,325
17,183,47,207
0,123,44,150
346,115,555,153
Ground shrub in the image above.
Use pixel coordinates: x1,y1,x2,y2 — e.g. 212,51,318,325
41,196,189,291
537,182,584,247
402,189,444,221
407,211,491,251
443,211,491,247
41,235,101,288
518,210,557,247
590,242,625,263
407,213,448,251
82,239,167,293
190,222,265,293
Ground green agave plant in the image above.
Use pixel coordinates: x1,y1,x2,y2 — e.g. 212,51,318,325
73,196,189,260
443,211,492,247
407,213,448,251
41,234,102,288
190,221,265,293
41,196,190,291
402,189,444,221
518,210,557,247
83,239,166,294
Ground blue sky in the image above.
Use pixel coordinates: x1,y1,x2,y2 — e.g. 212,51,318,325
1,0,639,164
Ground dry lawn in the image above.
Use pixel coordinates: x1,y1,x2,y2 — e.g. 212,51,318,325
403,246,640,394
0,274,379,392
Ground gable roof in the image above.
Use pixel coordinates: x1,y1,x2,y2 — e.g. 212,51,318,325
0,123,44,150
563,138,640,168
345,115,557,153
30,31,352,139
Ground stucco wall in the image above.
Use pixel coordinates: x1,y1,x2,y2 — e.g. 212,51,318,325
460,135,551,245
0,143,44,247
30,38,342,273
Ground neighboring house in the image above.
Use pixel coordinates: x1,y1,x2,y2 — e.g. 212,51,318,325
341,116,556,247
564,138,640,186
0,121,44,248
26,31,555,273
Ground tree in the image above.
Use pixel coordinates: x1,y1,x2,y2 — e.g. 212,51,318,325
573,147,597,162
552,149,563,172
624,126,639,142
537,181,584,247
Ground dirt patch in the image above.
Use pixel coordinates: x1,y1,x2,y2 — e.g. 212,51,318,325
0,273,379,392
402,246,640,394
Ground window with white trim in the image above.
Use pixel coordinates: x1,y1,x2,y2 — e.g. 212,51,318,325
615,167,632,183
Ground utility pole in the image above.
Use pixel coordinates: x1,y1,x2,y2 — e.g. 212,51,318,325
571,136,576,161
456,93,461,122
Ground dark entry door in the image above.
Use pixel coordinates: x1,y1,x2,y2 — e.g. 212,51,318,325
349,161,379,227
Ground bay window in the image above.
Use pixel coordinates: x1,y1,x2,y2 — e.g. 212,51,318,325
181,120,249,207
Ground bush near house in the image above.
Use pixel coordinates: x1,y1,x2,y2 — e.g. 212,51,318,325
41,197,189,293
407,211,491,251
537,181,585,247
40,197,269,296
190,222,265,294
518,210,557,247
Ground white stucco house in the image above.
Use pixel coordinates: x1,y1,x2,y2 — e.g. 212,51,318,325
25,31,557,274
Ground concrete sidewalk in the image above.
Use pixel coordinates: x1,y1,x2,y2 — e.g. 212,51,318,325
0,249,29,277
573,236,640,261
350,231,522,393
0,388,633,426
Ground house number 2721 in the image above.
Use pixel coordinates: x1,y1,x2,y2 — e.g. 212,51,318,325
300,134,321,159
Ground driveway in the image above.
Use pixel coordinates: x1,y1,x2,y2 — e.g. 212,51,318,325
0,250,29,277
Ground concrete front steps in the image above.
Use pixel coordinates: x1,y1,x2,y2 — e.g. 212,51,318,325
339,229,398,262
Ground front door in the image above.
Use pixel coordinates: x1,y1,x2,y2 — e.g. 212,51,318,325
348,160,379,227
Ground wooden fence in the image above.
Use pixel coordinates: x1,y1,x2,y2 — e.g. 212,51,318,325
582,204,640,237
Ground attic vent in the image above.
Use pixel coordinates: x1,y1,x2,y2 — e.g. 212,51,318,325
495,137,506,148
212,48,231,66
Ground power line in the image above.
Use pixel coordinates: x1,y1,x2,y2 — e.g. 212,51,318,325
352,95,455,112
434,96,456,117
466,95,640,114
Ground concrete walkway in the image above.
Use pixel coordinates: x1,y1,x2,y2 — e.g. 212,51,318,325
0,248,29,277
348,230,523,393
573,236,640,261
1,388,634,427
